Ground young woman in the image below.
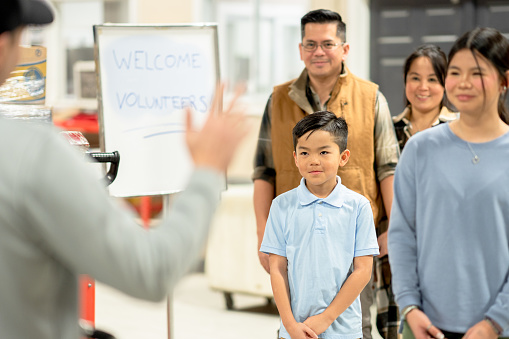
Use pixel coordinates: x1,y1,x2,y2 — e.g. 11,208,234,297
388,28,509,339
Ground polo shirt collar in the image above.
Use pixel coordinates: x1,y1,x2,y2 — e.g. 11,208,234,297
297,176,344,208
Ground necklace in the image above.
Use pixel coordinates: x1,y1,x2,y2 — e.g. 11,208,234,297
457,122,480,164
465,142,480,164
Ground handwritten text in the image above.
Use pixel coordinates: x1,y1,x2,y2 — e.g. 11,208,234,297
113,50,202,71
116,92,208,113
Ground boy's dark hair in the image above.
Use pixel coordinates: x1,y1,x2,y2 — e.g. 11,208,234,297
301,9,346,42
448,27,509,124
293,111,348,152
1,0,54,35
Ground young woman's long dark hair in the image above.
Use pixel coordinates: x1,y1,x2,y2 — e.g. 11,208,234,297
448,27,509,124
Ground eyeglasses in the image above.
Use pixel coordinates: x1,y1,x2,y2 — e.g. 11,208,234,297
302,41,343,52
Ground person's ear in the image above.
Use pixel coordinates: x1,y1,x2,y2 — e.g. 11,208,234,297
341,42,350,62
299,42,304,61
0,32,10,64
339,149,350,166
293,150,298,167
503,70,509,93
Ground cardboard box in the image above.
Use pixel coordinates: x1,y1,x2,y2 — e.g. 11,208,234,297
0,46,47,104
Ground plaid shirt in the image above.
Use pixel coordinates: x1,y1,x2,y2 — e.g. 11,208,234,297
252,68,399,186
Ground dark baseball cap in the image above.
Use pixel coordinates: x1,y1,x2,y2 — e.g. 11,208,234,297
1,0,54,34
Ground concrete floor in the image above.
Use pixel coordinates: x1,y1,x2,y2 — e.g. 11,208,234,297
95,272,280,339
94,273,382,339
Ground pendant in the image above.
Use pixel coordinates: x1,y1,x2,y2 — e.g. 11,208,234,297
472,155,480,164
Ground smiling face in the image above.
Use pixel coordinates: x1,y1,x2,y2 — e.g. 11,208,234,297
405,56,444,116
299,23,349,82
446,49,503,117
293,129,349,197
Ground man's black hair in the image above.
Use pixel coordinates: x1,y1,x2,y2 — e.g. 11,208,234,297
301,9,346,42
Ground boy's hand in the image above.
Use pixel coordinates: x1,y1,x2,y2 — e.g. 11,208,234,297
287,322,318,339
303,313,332,336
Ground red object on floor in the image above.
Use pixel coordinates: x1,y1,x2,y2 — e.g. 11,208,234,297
54,112,99,134
79,197,155,327
140,196,152,230
80,275,95,323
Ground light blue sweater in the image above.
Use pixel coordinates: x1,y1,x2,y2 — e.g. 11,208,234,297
388,123,509,335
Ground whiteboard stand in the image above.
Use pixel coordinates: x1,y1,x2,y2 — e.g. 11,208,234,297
163,194,175,339
94,23,221,339
94,23,221,197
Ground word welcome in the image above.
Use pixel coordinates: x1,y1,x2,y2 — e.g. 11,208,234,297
113,50,202,71
116,92,208,112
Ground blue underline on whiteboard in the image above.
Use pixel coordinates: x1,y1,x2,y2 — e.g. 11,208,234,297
143,130,185,138
123,123,184,133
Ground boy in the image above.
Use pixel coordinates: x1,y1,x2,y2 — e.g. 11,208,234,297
260,111,379,339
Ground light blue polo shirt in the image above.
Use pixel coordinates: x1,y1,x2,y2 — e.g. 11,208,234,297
260,176,379,339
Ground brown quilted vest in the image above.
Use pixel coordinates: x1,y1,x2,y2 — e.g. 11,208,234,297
271,69,385,225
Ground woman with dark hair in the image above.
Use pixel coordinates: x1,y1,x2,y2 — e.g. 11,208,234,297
392,44,457,151
388,28,509,339
376,45,457,339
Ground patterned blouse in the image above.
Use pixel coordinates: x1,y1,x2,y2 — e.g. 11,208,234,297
392,105,458,152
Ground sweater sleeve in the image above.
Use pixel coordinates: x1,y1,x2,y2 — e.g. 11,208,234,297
486,274,509,334
19,128,223,301
387,139,421,311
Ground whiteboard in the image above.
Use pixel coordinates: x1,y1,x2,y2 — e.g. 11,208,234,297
94,24,220,197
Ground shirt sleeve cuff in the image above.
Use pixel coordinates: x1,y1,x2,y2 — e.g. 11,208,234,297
377,165,397,182
396,294,422,314
260,245,285,257
486,309,508,335
355,248,380,257
193,166,225,184
251,167,276,185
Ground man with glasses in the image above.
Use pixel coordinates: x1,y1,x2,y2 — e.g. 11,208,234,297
253,9,400,339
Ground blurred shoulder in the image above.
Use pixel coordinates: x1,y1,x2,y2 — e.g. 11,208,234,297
0,119,58,148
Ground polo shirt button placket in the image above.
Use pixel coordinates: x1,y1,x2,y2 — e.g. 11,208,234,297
315,201,326,233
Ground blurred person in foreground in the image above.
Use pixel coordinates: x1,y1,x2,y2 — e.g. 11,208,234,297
0,1,249,338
